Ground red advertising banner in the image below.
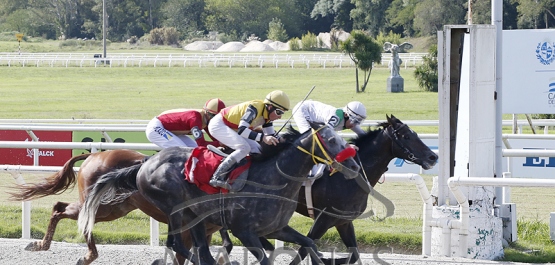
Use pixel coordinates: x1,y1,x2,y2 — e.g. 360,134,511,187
0,131,72,166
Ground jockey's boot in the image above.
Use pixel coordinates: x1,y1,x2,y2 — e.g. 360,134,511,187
308,163,327,180
209,156,237,190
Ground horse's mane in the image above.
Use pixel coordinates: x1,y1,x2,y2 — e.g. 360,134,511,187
254,125,301,162
350,121,390,146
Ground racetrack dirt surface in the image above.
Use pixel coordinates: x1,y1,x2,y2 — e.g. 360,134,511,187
0,238,549,265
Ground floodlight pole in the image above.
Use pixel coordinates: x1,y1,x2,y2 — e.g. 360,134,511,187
102,0,106,58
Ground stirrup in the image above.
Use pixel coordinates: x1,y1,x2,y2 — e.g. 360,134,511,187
209,178,232,190
308,164,326,180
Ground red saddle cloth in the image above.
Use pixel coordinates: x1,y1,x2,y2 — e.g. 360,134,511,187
184,146,251,194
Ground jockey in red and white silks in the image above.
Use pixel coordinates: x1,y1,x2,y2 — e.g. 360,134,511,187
146,98,225,148
208,90,290,189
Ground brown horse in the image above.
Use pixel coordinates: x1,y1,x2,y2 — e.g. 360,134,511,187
8,149,228,265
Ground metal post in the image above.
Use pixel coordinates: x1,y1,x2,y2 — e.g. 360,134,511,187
103,0,107,59
493,0,504,205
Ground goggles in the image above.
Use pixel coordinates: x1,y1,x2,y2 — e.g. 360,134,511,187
349,115,364,125
274,108,285,115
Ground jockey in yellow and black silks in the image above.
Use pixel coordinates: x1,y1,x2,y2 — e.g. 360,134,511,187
208,90,290,190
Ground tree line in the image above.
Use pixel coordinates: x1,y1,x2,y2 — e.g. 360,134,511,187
0,0,553,42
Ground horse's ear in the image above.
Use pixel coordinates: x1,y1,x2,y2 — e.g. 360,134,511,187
386,114,396,125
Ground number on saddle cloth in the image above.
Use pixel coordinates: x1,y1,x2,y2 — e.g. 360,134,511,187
184,146,251,194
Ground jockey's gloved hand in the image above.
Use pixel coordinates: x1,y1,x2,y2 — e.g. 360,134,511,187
263,135,279,146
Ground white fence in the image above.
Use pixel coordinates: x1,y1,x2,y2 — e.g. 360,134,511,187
0,52,427,69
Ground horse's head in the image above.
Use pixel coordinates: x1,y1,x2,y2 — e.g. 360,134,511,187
383,114,438,169
297,122,360,179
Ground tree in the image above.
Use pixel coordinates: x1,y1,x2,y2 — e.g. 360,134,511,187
311,0,354,32
27,0,82,39
161,0,205,39
204,0,300,40
413,0,466,36
295,0,334,35
340,30,382,93
514,0,555,29
350,0,392,37
414,45,438,92
267,18,288,42
386,0,418,37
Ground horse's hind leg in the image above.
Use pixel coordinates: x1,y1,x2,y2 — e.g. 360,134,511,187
26,201,80,251
165,211,205,265
76,233,98,265
232,230,269,265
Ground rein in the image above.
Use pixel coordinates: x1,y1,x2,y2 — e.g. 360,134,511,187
384,124,417,163
276,127,340,180
295,127,340,175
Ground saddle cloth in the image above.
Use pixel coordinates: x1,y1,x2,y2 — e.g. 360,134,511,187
184,146,251,194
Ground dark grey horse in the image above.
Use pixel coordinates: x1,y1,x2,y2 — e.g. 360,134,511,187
78,122,360,265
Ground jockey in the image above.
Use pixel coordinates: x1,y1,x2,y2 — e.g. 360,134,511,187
146,98,226,148
208,90,290,189
292,100,367,178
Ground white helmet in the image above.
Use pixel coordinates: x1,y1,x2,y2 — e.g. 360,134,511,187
343,101,367,124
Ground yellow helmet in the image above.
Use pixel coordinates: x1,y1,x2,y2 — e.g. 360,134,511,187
203,98,226,115
263,90,290,111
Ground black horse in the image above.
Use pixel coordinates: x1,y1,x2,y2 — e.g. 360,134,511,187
222,115,436,264
78,122,360,265
291,114,438,264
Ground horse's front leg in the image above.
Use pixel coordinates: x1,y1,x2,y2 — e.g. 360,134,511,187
266,225,323,265
334,222,360,265
26,201,79,251
233,230,269,265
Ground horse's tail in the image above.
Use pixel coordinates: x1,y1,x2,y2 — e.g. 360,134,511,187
7,153,91,201
77,163,142,239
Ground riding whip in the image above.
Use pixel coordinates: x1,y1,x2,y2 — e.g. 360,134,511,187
275,85,316,135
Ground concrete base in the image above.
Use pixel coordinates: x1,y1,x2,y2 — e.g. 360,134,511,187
431,205,503,260
387,76,404,92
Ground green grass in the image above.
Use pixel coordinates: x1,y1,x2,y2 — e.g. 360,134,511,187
0,51,554,262
0,67,439,129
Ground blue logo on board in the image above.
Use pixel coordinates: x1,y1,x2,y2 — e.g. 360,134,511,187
546,82,555,107
536,42,555,65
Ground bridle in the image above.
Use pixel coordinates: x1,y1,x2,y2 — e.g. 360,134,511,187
384,123,417,163
276,127,349,179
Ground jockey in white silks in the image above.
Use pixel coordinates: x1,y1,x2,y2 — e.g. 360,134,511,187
208,90,290,190
292,100,367,179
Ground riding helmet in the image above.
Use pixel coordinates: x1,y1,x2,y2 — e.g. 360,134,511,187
203,98,226,115
264,90,290,111
344,101,367,122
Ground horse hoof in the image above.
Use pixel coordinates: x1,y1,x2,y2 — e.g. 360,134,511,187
24,241,42,251
150,259,167,265
75,258,86,265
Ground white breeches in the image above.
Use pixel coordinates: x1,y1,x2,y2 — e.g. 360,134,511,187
208,114,261,162
145,117,197,148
